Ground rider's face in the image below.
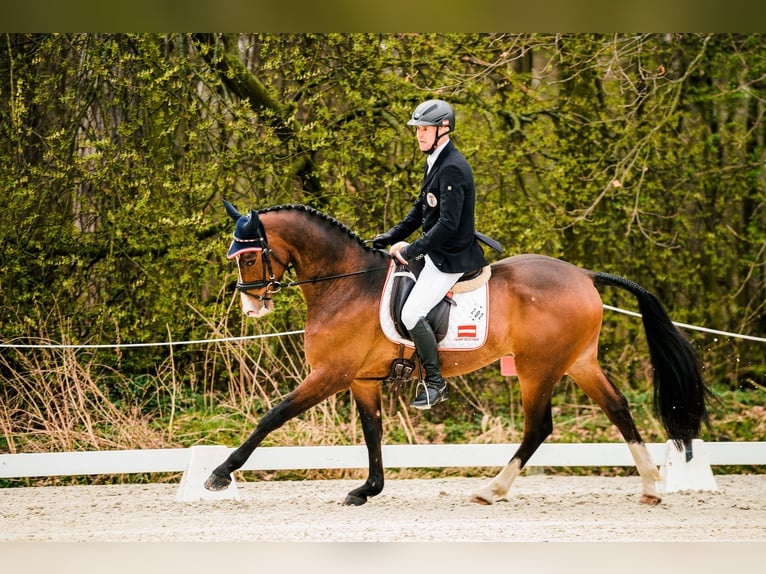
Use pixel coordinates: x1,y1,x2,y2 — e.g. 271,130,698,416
416,125,439,152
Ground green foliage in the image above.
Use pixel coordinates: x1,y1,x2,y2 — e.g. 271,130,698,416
1,34,764,465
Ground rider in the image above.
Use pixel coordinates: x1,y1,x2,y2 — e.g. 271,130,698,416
373,99,488,409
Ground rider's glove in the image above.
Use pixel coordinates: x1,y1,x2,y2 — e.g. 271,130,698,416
371,231,394,250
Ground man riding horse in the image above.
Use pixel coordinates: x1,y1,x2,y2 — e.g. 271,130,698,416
373,99,488,410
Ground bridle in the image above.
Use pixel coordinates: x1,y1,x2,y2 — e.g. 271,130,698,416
233,230,391,302
235,247,289,301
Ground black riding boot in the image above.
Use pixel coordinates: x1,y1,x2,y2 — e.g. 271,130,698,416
409,318,448,410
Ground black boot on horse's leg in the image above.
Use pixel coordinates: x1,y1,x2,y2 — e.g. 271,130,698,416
409,318,448,410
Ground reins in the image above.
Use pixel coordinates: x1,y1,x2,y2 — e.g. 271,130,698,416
236,246,392,300
237,260,391,295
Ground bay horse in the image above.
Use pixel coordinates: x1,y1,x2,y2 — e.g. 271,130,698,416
205,201,712,506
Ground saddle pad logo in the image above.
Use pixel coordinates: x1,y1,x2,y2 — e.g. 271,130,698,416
378,261,489,351
457,324,477,339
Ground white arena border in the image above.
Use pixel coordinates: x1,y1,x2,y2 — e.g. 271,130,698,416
2,441,764,478
1,440,763,499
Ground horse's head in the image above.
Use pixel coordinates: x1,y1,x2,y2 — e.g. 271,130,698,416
224,200,289,318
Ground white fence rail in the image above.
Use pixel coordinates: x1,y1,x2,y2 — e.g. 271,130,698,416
2,441,764,479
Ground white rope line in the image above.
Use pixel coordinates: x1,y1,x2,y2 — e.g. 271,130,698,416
0,330,306,350
0,307,762,350
602,304,766,342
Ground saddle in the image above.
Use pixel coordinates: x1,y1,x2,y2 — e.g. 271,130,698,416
389,258,490,342
384,258,491,392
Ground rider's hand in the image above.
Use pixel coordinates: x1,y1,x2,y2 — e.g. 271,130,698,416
390,243,409,265
371,232,393,250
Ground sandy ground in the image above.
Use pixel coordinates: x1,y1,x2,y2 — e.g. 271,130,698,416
1,474,765,543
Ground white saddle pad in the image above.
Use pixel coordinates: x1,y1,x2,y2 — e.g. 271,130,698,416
378,261,489,351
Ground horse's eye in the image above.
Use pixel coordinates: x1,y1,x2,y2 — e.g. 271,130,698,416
244,259,257,267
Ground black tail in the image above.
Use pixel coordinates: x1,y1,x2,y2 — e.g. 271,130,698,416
593,273,713,448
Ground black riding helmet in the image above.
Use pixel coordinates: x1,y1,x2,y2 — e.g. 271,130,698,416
407,99,454,153
407,99,455,131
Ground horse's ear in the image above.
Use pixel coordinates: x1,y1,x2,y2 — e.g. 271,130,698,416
241,210,262,236
222,199,241,222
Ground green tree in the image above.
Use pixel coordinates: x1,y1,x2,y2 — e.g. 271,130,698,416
1,33,763,412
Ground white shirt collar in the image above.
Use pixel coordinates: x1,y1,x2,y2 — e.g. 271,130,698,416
426,137,449,173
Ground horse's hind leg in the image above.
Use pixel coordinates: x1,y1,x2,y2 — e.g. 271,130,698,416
344,380,384,506
567,358,662,505
471,371,557,505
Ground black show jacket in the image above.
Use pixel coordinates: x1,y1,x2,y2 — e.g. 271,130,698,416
386,140,488,274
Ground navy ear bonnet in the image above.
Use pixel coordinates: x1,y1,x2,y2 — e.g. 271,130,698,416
224,200,267,260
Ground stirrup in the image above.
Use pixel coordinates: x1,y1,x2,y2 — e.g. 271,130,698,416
410,380,448,410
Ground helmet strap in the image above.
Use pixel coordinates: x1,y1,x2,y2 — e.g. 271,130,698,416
426,127,449,154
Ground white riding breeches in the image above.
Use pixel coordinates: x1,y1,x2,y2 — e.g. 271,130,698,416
401,255,463,331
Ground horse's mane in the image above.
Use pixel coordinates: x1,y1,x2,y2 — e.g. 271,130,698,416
258,204,381,254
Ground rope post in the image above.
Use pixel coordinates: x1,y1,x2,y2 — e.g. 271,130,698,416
175,445,239,502
659,439,719,493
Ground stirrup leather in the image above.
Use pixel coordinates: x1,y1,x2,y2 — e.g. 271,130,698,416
383,344,418,396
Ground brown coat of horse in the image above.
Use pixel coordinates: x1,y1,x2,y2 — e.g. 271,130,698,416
205,202,712,506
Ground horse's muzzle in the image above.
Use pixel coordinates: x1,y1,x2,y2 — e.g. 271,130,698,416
240,292,273,318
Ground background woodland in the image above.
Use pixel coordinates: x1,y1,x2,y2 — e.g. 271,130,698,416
1,34,764,462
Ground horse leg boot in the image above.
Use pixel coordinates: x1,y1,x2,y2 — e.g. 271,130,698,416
409,318,448,409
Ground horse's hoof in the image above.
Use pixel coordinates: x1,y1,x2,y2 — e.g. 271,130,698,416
640,494,661,506
470,485,496,505
204,473,232,491
470,494,493,505
343,493,368,506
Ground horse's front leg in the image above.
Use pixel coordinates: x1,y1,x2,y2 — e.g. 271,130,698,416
344,380,384,506
205,371,341,491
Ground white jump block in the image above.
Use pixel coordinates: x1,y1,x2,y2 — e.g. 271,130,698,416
659,439,719,493
175,445,239,502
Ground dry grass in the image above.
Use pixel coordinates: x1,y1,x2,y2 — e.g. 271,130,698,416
0,344,166,454
2,323,763,486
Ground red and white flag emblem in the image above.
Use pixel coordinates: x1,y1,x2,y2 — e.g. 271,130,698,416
457,324,477,338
